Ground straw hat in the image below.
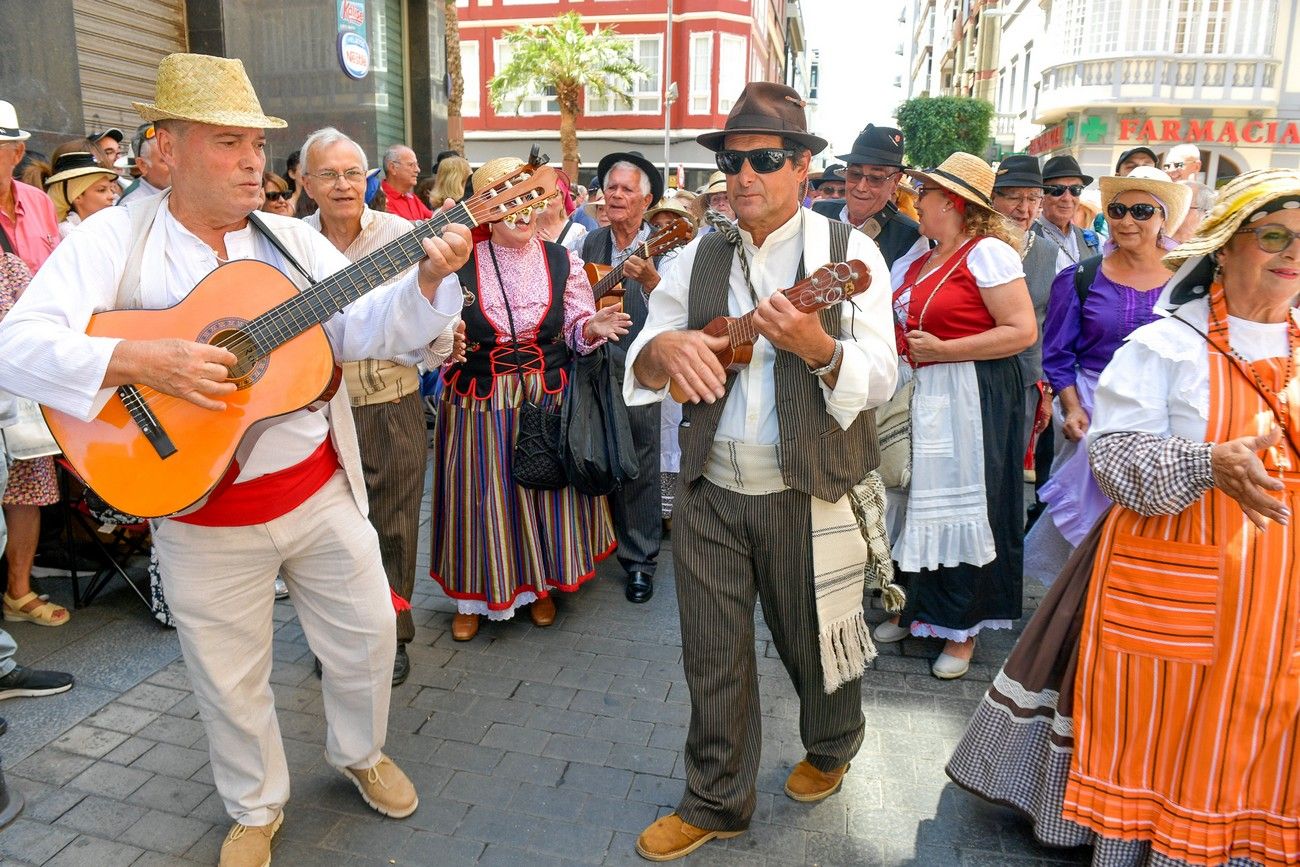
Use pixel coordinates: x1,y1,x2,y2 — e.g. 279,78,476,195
1099,166,1192,235
645,193,698,230
700,170,727,197
581,188,605,219
1164,168,1300,267
0,101,30,141
45,152,119,220
904,152,995,210
132,53,286,129
471,157,525,195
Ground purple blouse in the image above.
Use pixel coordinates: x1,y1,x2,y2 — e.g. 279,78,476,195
1041,260,1165,392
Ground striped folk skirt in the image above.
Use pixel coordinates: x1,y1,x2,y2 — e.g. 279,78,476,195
429,372,616,620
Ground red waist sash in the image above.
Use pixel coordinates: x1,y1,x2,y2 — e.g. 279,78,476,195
173,437,339,527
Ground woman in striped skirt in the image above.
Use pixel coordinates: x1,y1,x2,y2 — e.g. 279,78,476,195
430,158,630,641
948,169,1300,866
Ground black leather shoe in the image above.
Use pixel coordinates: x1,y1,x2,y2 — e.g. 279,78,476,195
0,665,73,700
392,645,410,686
625,571,653,604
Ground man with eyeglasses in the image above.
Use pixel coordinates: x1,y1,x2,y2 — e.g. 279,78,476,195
380,144,431,222
119,123,172,205
992,155,1062,499
1163,143,1202,183
810,163,845,200
812,124,926,275
625,82,895,861
1033,155,1101,271
301,127,461,688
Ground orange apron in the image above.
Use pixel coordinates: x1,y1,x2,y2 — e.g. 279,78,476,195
1065,288,1300,866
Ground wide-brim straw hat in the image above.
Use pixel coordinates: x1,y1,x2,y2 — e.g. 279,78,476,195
700,170,727,197
645,196,698,229
471,157,525,195
904,152,995,210
581,189,605,219
45,151,118,188
1100,166,1192,235
133,53,286,129
1164,168,1300,267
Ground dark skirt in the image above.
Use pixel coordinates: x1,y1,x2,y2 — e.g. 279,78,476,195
898,355,1024,632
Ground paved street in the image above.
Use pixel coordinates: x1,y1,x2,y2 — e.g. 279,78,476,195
0,493,1090,866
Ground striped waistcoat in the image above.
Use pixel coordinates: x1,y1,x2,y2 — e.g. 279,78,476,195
678,223,879,503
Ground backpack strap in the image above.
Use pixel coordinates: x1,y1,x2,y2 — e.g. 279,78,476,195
1073,254,1104,304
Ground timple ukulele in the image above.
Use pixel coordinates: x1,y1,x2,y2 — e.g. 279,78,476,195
668,260,871,403
45,163,558,518
582,216,694,309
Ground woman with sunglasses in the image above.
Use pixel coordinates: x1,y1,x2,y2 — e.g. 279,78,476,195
1026,168,1191,582
259,171,294,217
949,168,1300,867
873,152,1036,680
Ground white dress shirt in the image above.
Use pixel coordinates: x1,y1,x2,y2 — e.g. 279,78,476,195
624,207,897,445
0,199,462,482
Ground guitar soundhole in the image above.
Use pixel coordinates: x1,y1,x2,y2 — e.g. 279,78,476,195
198,318,269,389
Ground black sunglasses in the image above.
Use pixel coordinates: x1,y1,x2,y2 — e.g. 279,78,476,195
1045,184,1084,198
715,148,796,175
1106,202,1160,221
264,190,291,202
1236,225,1300,254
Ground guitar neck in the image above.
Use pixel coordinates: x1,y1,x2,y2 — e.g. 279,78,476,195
593,239,654,301
245,202,476,355
721,280,835,349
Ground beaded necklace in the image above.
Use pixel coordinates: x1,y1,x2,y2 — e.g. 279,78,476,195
1205,284,1300,441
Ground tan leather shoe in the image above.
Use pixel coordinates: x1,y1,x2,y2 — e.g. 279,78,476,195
529,595,556,627
451,613,479,641
635,813,742,861
784,759,850,802
218,811,283,867
343,754,418,818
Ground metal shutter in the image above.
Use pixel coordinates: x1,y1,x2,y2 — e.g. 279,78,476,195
74,0,187,133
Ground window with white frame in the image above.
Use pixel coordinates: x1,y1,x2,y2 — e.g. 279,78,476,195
460,40,480,116
586,35,662,115
493,41,559,115
688,32,713,115
373,4,388,72
718,35,746,112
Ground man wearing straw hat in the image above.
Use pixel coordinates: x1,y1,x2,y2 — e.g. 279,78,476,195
624,82,897,860
0,54,472,866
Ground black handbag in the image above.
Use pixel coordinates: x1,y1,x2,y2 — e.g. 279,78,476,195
562,344,639,496
488,242,568,491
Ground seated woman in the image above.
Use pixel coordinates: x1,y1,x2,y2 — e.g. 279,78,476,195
45,150,119,237
1025,168,1190,583
429,158,631,641
947,169,1300,866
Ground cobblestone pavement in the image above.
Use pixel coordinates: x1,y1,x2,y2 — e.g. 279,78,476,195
0,498,1091,866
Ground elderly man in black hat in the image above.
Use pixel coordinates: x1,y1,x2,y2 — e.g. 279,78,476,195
580,151,665,604
1033,155,1100,271
812,124,927,275
810,163,845,200
1115,146,1158,177
992,155,1061,494
624,83,896,861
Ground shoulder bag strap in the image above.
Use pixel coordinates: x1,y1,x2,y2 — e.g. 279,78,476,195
0,227,14,256
248,212,316,287
486,240,535,406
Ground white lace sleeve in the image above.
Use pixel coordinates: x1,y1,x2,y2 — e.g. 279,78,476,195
967,237,1024,288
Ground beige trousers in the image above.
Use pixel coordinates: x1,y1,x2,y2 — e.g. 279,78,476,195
153,472,396,826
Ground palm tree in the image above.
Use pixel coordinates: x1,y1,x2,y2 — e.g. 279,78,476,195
444,0,465,155
489,11,646,180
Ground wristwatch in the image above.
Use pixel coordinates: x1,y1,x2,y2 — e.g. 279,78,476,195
806,339,843,377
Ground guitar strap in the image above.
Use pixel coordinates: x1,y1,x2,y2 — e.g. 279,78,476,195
248,212,317,287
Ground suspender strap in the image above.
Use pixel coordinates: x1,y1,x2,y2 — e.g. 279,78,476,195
247,212,316,286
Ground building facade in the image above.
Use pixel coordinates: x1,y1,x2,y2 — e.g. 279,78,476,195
1,0,450,175
903,0,1300,184
455,0,808,186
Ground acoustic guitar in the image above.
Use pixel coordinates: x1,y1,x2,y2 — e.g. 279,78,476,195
668,260,871,403
44,163,558,518
582,216,695,309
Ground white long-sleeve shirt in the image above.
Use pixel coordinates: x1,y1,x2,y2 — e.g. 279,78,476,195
0,200,462,481
623,207,897,444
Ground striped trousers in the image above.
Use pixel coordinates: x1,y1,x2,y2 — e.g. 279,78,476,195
674,479,865,831
352,390,428,643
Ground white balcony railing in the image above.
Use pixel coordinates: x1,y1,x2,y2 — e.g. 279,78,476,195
1036,55,1280,120
994,112,1017,139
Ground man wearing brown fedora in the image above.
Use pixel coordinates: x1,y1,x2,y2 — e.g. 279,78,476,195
0,54,472,867
624,82,897,860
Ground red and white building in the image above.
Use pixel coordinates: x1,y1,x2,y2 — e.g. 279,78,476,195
455,0,811,186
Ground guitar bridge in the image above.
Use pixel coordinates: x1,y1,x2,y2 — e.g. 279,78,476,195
118,385,177,460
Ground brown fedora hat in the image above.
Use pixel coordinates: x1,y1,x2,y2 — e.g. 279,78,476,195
697,82,826,154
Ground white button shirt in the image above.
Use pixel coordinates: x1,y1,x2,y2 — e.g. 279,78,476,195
624,207,897,444
0,200,462,481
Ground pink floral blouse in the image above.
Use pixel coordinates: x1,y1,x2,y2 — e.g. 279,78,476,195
472,238,603,354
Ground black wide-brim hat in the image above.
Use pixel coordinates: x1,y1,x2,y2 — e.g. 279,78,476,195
1041,154,1094,185
697,82,826,154
836,124,906,168
994,154,1046,189
596,151,664,205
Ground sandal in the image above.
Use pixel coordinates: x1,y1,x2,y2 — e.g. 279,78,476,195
3,591,71,627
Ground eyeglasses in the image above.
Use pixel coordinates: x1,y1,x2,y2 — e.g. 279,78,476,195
263,190,291,202
715,148,795,175
844,168,901,188
1106,202,1160,222
1236,224,1300,254
993,191,1044,206
308,169,367,184
1163,162,1184,170
1045,184,1084,198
